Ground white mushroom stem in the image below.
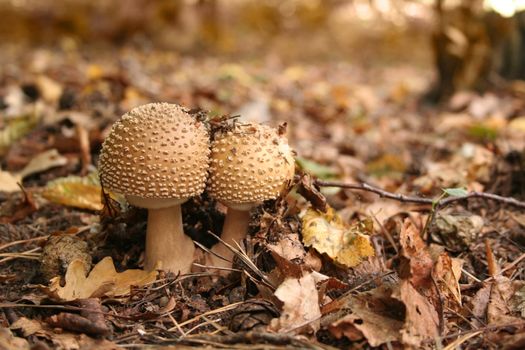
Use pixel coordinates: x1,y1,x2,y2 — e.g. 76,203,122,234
209,208,251,270
145,205,195,274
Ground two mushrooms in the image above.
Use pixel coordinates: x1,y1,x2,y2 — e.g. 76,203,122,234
98,103,295,274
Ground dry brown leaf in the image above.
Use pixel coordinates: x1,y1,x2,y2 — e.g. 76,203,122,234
511,285,525,318
399,218,433,289
267,233,307,262
432,253,463,308
488,277,524,325
10,317,121,350
471,282,492,328
45,256,157,301
0,327,30,350
394,280,439,347
0,149,67,193
301,206,374,268
17,149,68,179
328,285,404,346
270,272,321,334
0,170,19,192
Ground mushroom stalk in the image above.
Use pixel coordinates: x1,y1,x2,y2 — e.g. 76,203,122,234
145,205,195,273
210,208,251,269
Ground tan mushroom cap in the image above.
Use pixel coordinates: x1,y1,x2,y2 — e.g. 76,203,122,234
98,103,210,206
208,123,295,209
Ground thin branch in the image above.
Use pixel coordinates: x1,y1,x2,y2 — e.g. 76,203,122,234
314,179,525,209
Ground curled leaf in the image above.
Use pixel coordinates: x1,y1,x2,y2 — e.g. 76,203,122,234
301,206,374,267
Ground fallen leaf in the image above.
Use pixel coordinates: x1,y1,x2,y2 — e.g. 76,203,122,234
42,172,103,210
0,112,40,157
10,317,120,350
432,253,463,308
301,206,375,268
270,272,321,333
10,317,45,338
470,282,492,327
0,327,30,350
0,170,20,192
488,277,524,325
511,284,525,318
45,256,158,301
398,218,433,289
394,280,439,347
17,148,68,179
328,285,404,346
508,116,525,132
431,212,483,251
35,75,63,103
0,149,67,193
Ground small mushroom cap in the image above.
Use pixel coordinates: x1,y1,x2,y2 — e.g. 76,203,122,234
208,123,295,209
98,103,210,208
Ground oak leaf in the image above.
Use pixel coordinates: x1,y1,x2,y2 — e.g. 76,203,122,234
45,257,157,301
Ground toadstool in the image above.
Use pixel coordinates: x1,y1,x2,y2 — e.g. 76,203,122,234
98,103,210,274
207,122,295,270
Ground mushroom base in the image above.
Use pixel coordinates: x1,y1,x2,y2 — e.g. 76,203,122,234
145,205,195,274
209,208,251,272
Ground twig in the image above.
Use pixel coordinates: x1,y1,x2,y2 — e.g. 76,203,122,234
184,331,334,350
0,303,134,320
314,180,525,209
0,247,41,264
168,302,245,331
0,236,48,251
484,251,525,282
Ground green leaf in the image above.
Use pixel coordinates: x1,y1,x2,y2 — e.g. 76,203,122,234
295,156,339,180
0,113,40,157
443,187,469,197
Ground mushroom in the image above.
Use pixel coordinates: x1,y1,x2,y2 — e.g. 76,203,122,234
207,123,295,270
98,103,210,274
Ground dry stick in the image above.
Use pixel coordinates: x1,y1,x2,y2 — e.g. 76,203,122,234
314,180,525,209
0,236,48,251
0,303,134,320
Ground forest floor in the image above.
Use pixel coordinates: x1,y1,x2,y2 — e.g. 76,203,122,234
1,38,525,350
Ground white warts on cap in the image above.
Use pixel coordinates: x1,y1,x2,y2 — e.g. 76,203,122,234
208,123,295,207
98,103,210,199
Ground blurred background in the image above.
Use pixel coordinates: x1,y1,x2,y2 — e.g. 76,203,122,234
1,0,525,102
1,0,525,199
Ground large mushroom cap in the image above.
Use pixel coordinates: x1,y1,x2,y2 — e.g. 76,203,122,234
98,103,210,206
208,123,295,209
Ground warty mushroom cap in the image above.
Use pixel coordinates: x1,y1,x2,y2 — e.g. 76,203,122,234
98,103,210,208
207,123,295,210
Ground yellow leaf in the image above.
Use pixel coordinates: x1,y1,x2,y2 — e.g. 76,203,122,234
42,172,103,211
301,207,374,267
0,113,40,157
46,257,158,301
509,116,525,132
